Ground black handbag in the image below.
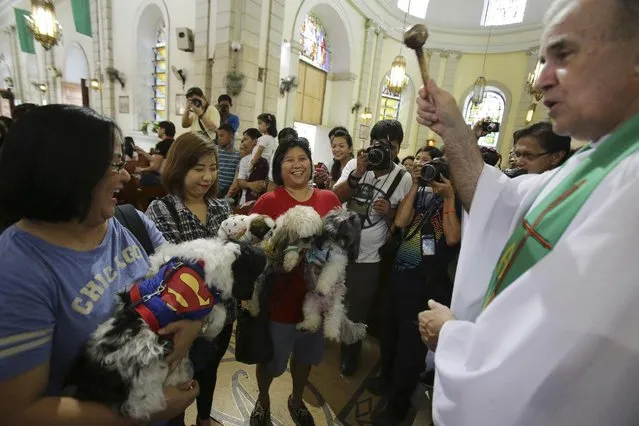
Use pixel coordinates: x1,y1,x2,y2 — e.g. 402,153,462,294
234,280,273,365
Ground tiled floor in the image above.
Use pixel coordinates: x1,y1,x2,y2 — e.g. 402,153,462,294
183,333,432,425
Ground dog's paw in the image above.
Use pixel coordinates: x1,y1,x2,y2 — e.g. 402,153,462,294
296,322,318,333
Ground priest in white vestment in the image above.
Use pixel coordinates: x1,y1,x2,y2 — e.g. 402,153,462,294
415,0,639,424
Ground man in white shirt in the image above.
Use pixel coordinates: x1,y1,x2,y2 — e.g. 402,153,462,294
181,87,220,141
415,0,639,424
334,120,413,376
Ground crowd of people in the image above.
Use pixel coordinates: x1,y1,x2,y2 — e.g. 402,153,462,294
0,0,637,425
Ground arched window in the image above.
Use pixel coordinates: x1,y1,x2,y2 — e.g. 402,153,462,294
481,0,528,26
152,23,167,121
299,13,330,72
463,88,506,147
378,77,402,121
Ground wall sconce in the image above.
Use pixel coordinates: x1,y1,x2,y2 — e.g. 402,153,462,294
526,60,543,102
360,107,373,123
25,0,63,51
427,139,437,147
90,78,101,91
525,102,537,124
31,82,47,92
48,64,62,79
106,67,126,89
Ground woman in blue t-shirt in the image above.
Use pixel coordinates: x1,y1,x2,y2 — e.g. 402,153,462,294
0,105,200,426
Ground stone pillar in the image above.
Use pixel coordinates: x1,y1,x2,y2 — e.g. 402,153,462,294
367,25,385,122
325,72,357,127
90,0,115,117
352,20,377,136
282,40,301,127
441,50,462,94
6,26,25,103
192,0,212,96
46,50,60,103
213,0,283,132
515,47,541,126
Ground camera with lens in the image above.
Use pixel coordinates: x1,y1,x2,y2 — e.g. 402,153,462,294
420,157,450,185
482,121,500,133
365,139,393,171
503,167,527,178
191,98,202,108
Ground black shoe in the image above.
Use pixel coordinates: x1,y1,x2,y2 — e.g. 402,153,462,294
367,374,390,396
287,395,315,426
250,400,271,426
372,402,404,426
340,342,361,377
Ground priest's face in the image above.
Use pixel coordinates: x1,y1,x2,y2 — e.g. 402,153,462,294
537,0,639,141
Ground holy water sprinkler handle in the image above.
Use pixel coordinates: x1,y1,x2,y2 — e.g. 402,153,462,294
403,24,430,88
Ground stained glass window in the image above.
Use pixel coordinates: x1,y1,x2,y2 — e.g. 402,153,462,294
463,88,506,148
397,0,430,19
153,22,167,121
299,14,330,72
378,77,402,121
481,0,527,26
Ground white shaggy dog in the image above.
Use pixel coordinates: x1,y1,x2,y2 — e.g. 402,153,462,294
64,238,266,421
298,209,367,344
244,205,324,316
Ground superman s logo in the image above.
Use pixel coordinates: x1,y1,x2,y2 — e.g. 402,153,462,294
162,270,214,313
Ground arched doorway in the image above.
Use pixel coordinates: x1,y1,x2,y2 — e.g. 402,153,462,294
62,42,90,106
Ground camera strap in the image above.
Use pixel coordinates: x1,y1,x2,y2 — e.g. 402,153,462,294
197,106,213,140
383,168,407,202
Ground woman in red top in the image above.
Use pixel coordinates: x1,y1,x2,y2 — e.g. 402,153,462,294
249,137,341,426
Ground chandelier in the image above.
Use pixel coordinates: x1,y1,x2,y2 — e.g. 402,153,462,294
387,55,408,95
26,0,63,51
472,1,493,105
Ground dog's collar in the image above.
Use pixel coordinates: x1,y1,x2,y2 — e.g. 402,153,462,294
129,259,220,332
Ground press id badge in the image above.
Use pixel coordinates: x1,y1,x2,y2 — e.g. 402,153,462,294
421,234,436,256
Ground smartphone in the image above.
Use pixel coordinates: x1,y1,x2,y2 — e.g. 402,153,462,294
482,122,500,133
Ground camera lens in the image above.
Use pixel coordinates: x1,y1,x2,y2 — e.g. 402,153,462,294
367,148,383,167
420,164,438,182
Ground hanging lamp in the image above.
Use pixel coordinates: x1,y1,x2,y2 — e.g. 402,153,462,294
25,0,63,51
471,0,493,105
386,0,413,95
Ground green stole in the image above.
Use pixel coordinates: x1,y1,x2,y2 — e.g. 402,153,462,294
483,113,639,309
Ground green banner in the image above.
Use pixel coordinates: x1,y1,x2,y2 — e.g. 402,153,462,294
14,8,35,54
71,0,92,37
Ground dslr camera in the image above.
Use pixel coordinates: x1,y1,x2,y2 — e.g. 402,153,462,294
191,98,202,108
366,139,393,171
420,157,450,185
482,121,500,133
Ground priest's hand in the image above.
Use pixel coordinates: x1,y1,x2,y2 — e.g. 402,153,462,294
418,299,455,351
416,79,471,141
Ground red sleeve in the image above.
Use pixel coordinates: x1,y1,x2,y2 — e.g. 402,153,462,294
316,189,342,216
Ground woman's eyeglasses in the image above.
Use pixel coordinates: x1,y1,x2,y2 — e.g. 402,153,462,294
111,161,127,174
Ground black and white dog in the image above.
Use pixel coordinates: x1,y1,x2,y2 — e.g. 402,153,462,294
299,209,367,344
65,238,266,421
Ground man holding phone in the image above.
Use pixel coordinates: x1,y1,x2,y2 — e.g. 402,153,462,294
181,87,220,141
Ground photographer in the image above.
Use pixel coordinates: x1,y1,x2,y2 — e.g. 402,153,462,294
368,146,461,425
181,87,220,141
333,120,413,376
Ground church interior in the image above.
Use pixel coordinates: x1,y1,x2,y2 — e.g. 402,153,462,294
0,0,592,425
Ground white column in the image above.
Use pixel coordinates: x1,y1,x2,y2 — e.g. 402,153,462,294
353,20,377,136
367,25,385,123
6,26,25,103
441,50,462,94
